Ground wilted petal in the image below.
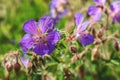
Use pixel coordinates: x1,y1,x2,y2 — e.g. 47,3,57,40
75,13,84,26
20,56,29,68
78,33,94,46
38,15,55,33
33,42,55,56
23,20,38,35
88,6,99,16
94,0,106,6
45,30,61,45
19,34,34,53
77,20,90,33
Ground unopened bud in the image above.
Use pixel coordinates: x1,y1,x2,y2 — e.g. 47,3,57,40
13,62,21,73
92,28,96,37
5,63,13,72
92,47,100,61
97,29,103,38
114,40,120,51
70,46,77,54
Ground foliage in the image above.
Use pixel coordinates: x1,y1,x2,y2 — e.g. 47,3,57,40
0,0,120,80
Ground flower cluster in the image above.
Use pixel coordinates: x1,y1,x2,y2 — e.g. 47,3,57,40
19,0,120,69
2,0,120,79
88,0,120,24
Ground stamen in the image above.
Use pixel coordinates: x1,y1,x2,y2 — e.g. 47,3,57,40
37,27,41,34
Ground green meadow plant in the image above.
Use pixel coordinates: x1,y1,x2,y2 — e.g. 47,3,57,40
1,0,120,80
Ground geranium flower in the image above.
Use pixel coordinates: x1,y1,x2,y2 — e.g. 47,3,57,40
87,0,106,22
19,15,61,56
110,1,120,23
75,13,94,46
50,0,68,18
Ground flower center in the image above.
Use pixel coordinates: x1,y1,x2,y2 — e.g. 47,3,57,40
33,27,48,45
35,33,47,44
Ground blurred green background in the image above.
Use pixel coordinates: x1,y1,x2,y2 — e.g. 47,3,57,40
0,0,50,54
0,0,50,79
0,0,120,80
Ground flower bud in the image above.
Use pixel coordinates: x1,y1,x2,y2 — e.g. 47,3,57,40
13,62,21,74
70,46,77,54
97,29,103,38
92,47,100,61
114,40,120,51
5,63,13,73
92,28,96,38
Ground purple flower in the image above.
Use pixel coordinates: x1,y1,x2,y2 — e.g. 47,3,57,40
110,1,120,23
94,0,106,6
75,13,94,46
20,56,29,68
19,15,61,56
50,0,68,18
87,0,106,22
